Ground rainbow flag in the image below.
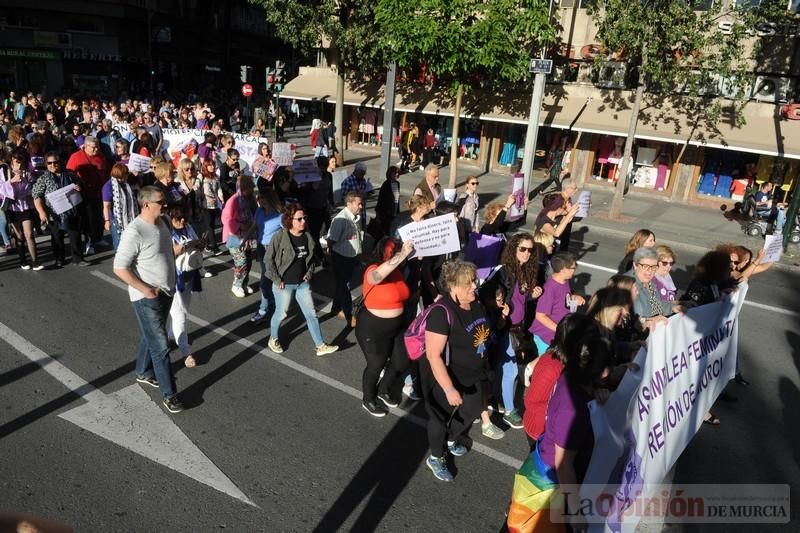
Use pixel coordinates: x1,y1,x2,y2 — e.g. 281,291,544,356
506,444,566,533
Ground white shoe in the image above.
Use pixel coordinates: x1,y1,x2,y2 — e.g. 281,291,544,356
200,268,213,278
231,286,246,298
402,384,421,401
315,343,339,356
244,285,254,295
268,337,284,354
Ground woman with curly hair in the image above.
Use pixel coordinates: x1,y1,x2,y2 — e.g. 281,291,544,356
479,232,543,430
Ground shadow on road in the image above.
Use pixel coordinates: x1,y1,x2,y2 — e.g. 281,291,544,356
311,409,429,532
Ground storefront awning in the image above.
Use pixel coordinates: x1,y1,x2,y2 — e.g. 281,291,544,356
282,67,800,159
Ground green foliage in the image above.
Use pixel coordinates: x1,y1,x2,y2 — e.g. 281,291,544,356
374,0,557,92
248,0,386,71
588,0,796,126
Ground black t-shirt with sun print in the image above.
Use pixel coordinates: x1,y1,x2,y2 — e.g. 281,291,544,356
425,294,490,387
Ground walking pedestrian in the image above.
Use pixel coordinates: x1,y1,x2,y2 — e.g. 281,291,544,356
221,175,257,298
112,185,184,414
326,192,363,328
265,203,339,356
250,189,284,323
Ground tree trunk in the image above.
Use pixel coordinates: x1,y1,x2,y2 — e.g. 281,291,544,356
609,59,646,220
334,72,345,166
329,44,346,167
448,85,463,189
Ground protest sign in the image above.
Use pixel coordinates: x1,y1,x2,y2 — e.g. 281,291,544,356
162,129,205,167
397,213,460,258
443,188,457,203
252,158,277,181
272,142,294,166
112,122,134,142
332,169,349,204
576,190,592,218
507,173,526,222
762,234,783,264
580,285,748,533
0,168,14,200
464,232,505,280
127,153,152,173
292,159,322,184
45,184,83,215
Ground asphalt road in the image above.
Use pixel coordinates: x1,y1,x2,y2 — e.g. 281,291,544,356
1,182,798,530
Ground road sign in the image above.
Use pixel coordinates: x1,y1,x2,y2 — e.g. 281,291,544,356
529,59,553,74
241,83,253,97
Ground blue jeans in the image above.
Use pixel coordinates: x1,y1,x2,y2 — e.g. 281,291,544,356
257,245,275,314
110,219,121,251
498,333,519,412
776,208,787,233
270,281,324,347
0,208,10,246
132,292,177,399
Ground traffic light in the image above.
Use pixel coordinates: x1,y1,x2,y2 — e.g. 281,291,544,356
275,60,285,92
240,65,251,83
266,68,275,92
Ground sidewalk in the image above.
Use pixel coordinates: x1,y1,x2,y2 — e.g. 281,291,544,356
284,131,800,269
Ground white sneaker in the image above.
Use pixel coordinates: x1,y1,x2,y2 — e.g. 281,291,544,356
201,268,213,278
244,285,254,295
481,422,505,440
231,286,246,298
402,384,421,401
315,343,339,356
268,337,284,354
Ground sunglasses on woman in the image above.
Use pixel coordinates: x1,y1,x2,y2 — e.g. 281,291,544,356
518,246,534,253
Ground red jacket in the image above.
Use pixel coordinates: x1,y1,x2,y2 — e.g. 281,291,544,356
66,149,108,200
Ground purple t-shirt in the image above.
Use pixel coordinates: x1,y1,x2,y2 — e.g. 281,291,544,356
509,282,527,325
198,144,213,161
101,179,113,202
539,374,593,479
530,277,571,343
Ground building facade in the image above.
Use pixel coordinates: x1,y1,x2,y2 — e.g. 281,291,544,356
0,0,292,101
282,1,800,207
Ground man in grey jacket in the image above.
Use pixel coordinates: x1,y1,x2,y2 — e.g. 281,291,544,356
113,185,184,414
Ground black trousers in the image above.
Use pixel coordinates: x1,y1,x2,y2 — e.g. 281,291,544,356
85,198,103,245
48,220,82,263
421,369,483,457
355,309,406,403
205,209,220,250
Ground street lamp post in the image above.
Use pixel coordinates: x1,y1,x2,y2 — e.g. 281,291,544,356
520,0,556,198
379,62,397,180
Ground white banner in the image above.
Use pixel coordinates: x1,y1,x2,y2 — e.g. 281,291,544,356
576,190,591,218
397,213,461,258
582,285,749,533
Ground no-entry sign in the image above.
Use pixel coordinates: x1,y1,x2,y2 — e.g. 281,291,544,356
241,83,253,97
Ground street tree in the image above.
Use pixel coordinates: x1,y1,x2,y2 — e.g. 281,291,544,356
248,0,386,165
375,0,556,188
588,0,795,219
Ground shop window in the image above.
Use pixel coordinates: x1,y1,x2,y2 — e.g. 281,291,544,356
696,148,759,199
0,10,40,29
67,19,104,34
630,142,673,192
591,135,625,183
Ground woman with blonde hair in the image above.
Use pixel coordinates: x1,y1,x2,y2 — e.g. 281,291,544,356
421,260,490,482
458,176,480,231
533,230,556,286
653,244,678,302
480,194,516,235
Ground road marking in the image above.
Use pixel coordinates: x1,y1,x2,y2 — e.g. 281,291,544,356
577,260,800,319
91,270,524,471
0,321,256,508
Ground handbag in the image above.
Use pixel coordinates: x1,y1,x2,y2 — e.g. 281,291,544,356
509,325,538,365
176,248,203,272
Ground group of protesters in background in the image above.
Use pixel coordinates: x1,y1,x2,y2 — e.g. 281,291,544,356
1,91,773,530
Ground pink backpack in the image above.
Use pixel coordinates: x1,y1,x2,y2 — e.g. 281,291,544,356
404,302,451,361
